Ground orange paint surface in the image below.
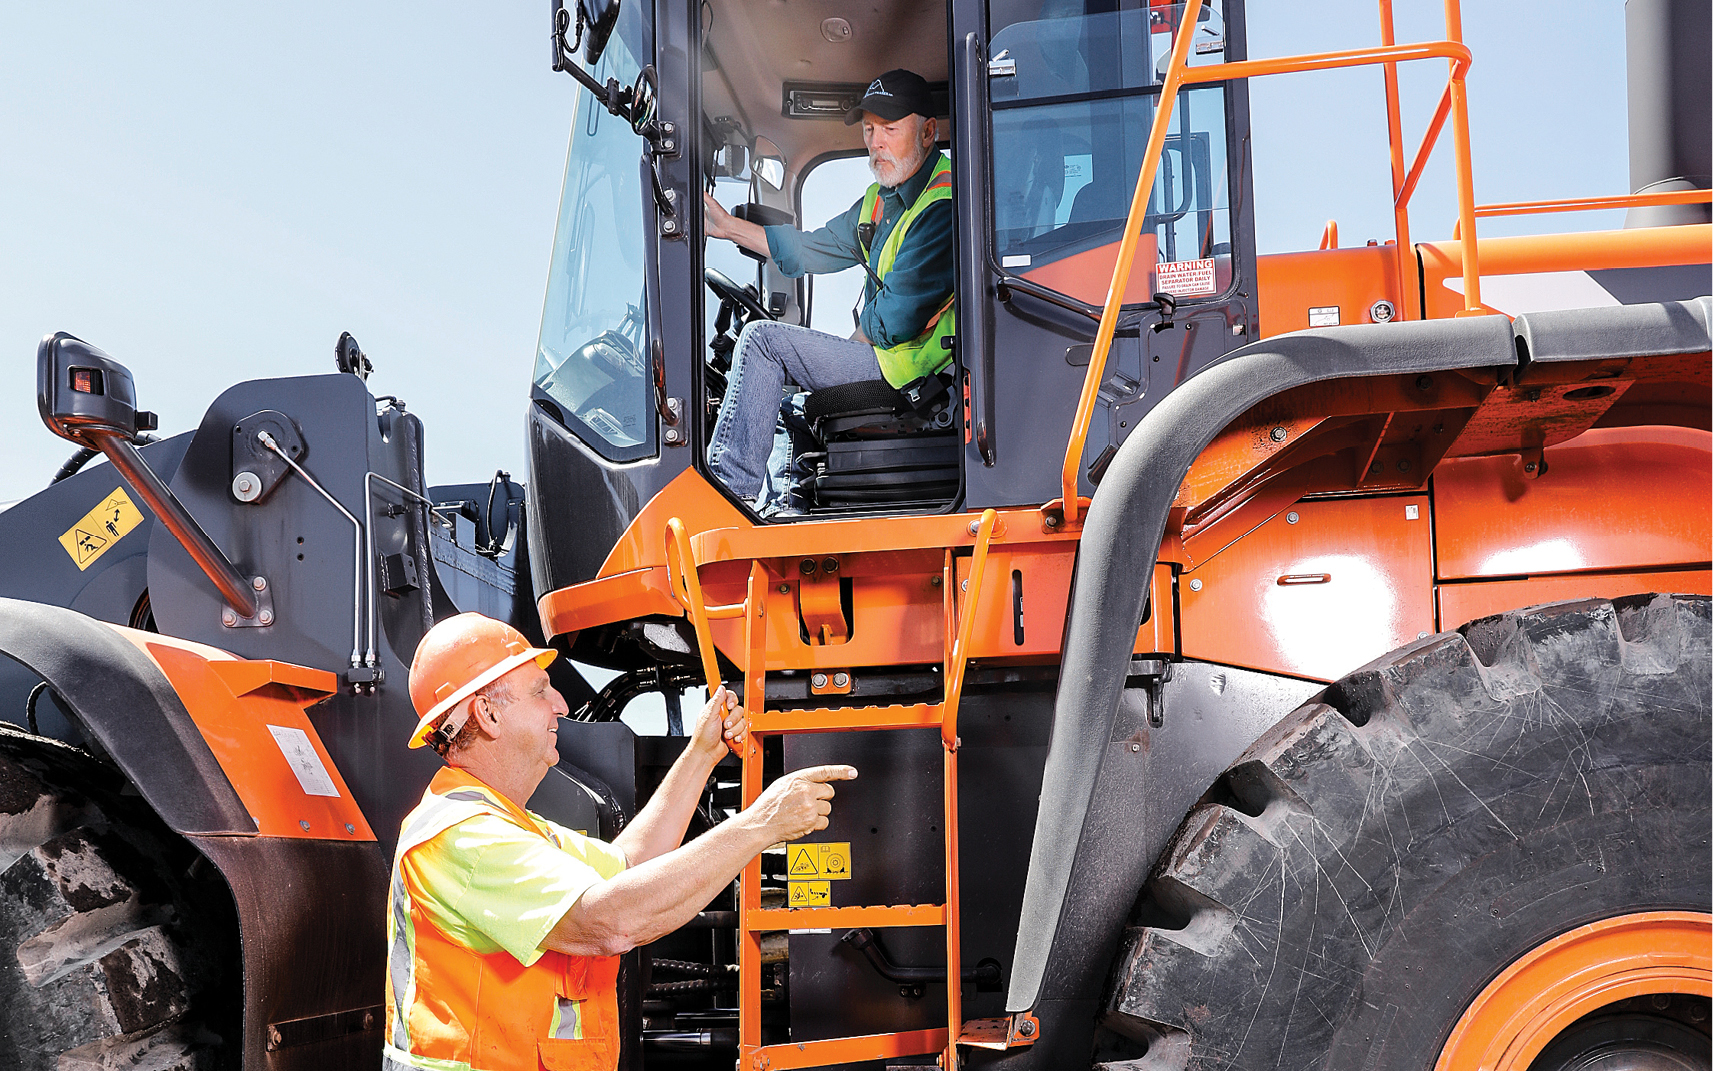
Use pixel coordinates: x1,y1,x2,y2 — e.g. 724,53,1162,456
1256,245,1402,336
1179,495,1434,682
1433,427,1711,581
118,629,373,841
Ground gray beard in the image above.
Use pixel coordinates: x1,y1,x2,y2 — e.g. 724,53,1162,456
869,147,926,189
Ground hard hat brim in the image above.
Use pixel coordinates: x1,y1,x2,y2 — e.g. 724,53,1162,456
408,645,557,749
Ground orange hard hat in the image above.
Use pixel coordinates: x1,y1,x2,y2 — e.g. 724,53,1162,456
407,613,557,750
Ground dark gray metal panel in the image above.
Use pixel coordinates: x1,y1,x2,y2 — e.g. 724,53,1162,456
0,598,254,835
1514,295,1711,364
1007,313,1518,1013
188,835,389,1071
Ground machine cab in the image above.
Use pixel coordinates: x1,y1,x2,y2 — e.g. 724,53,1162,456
525,0,1256,595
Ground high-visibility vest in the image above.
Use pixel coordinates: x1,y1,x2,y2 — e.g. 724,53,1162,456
383,768,622,1071
858,154,956,387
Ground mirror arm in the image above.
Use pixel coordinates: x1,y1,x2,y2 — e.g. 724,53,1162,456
550,5,634,121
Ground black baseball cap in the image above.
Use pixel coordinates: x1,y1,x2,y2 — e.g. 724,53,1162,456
844,69,935,126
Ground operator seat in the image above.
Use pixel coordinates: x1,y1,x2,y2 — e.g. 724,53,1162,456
798,367,959,508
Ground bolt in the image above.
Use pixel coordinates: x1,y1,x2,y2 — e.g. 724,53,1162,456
968,519,982,534
832,672,849,688
1691,1003,1708,1023
664,427,681,444
299,820,311,831
1130,743,1141,753
252,575,267,591
1044,513,1061,529
930,575,942,586
960,579,968,592
1524,461,1537,472
1286,511,1299,524
661,139,675,152
1651,994,1672,1011
258,609,274,625
1370,300,1396,323
1017,1018,1037,1038
222,609,238,626
231,471,262,501
800,559,816,576
1189,578,1203,591
1369,460,1381,474
345,823,356,834
663,188,677,202
662,219,677,233
811,673,828,689
778,584,791,594
1416,374,1433,390
822,557,838,574
1418,631,1430,639
1397,458,1411,472
1270,426,1287,442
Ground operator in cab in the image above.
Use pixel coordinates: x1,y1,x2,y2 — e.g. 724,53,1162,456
383,612,856,1071
703,68,955,501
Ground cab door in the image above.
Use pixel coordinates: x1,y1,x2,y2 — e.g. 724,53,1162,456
951,0,1259,508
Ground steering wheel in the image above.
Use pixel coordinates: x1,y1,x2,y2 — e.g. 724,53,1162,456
705,267,774,324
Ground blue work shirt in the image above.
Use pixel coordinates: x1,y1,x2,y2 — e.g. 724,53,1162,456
763,148,955,349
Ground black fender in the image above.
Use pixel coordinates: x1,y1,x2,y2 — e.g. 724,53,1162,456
1005,299,1713,1038
0,598,387,1070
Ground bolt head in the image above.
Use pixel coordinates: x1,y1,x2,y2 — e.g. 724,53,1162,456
1286,511,1300,524
251,575,267,591
1017,1018,1037,1038
960,578,968,591
1130,742,1141,753
1397,458,1411,472
299,820,310,831
1044,513,1061,528
968,519,982,534
1269,426,1288,442
811,673,828,688
1189,578,1203,591
258,609,274,625
832,672,849,688
1524,461,1537,472
662,218,677,233
930,575,942,586
664,427,681,444
345,823,356,834
822,557,838,573
778,583,791,594
222,610,238,627
800,559,816,576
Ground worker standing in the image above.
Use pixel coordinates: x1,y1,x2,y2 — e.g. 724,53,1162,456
383,613,855,1071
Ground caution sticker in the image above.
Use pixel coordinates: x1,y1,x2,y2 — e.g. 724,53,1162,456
787,842,851,880
1154,257,1217,297
788,881,831,907
58,489,145,571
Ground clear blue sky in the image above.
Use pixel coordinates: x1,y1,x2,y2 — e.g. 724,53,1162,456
0,1,1628,507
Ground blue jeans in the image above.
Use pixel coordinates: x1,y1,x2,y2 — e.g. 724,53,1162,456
708,321,883,498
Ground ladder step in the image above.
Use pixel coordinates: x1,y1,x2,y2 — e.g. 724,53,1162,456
746,904,945,930
749,703,943,734
747,1028,946,1070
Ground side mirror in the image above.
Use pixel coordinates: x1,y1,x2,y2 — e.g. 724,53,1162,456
578,0,621,66
714,141,750,180
37,332,156,448
753,137,786,191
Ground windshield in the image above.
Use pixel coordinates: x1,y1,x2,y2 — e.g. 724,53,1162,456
534,8,655,461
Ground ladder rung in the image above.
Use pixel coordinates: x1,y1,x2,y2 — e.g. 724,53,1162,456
746,904,945,930
749,703,942,734
748,1028,947,1070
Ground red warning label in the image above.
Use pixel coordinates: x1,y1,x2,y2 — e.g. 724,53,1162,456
1154,258,1217,297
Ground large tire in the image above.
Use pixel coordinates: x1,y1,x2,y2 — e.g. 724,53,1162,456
1102,594,1711,1069
0,724,238,1071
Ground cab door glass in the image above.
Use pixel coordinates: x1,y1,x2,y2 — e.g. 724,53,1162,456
988,1,1232,308
534,6,655,460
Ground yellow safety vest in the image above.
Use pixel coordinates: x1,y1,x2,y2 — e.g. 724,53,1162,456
858,155,957,387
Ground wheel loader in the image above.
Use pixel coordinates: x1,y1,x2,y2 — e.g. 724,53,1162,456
0,0,1708,1068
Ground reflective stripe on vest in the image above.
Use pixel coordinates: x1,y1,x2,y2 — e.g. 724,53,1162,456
858,155,956,387
384,770,621,1071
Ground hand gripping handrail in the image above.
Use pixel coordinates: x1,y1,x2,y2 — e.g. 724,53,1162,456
663,516,739,693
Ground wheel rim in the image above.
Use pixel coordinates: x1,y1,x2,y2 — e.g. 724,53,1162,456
1437,911,1712,1071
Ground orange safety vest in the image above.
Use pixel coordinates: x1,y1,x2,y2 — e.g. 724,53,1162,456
383,768,622,1071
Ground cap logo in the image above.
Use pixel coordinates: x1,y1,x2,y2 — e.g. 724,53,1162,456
866,78,890,97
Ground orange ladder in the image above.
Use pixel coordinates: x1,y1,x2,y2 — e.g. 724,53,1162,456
665,511,1031,1069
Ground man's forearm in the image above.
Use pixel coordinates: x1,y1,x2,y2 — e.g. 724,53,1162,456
545,810,773,957
612,744,722,865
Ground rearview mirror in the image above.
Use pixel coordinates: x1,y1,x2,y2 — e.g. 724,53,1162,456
578,0,621,66
753,137,786,191
36,332,155,447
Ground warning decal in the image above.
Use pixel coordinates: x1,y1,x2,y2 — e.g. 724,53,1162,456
58,489,145,571
787,842,851,880
1154,258,1217,297
788,881,831,907
267,725,341,797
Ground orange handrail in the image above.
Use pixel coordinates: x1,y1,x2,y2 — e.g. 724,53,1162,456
1451,189,1713,237
1057,0,1484,522
663,517,726,692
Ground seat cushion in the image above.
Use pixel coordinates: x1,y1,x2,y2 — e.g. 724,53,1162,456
803,380,903,422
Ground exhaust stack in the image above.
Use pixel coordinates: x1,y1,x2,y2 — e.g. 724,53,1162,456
1625,0,1711,226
